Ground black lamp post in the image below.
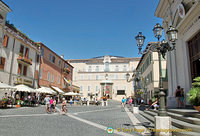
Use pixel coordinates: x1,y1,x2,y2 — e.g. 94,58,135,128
135,24,178,116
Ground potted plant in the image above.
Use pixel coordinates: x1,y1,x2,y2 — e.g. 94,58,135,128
64,67,70,73
187,77,200,112
18,53,23,59
16,100,22,108
29,58,32,64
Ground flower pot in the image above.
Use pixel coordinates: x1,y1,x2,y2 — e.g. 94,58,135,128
16,104,21,108
193,106,200,112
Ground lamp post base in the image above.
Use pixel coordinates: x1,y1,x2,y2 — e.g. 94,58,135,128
154,116,172,136
133,106,139,114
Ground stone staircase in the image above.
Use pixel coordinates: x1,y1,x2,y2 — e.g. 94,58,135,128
139,108,200,136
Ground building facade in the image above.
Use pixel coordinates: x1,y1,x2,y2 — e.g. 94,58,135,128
155,0,200,107
68,55,140,101
38,43,73,93
136,42,168,104
0,21,40,88
0,0,11,45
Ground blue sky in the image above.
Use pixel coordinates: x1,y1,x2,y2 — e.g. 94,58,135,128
4,0,162,59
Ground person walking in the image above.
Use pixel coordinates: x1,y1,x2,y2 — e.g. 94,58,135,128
122,97,126,108
175,86,181,108
49,97,54,113
44,95,50,113
52,98,56,112
129,97,132,106
69,98,73,106
180,88,185,108
60,98,67,115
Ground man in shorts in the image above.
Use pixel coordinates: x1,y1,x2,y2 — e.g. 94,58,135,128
44,95,50,113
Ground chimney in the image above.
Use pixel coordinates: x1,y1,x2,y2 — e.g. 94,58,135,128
61,54,64,59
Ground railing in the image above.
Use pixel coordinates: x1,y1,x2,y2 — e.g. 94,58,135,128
17,55,32,65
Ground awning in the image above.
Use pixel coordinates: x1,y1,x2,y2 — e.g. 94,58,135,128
51,86,64,94
63,92,79,96
64,78,70,84
36,86,56,95
0,82,15,90
14,84,36,93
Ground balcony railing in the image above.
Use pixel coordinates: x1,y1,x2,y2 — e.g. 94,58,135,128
63,68,70,74
17,54,32,65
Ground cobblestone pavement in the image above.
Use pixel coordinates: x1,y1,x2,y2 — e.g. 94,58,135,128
0,100,144,136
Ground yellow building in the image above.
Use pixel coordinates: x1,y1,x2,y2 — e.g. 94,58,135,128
68,55,140,101
136,42,167,104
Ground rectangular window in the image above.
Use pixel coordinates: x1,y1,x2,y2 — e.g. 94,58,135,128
80,86,83,91
0,57,5,70
96,75,99,80
41,48,44,57
104,63,109,72
115,66,119,71
116,75,118,79
51,74,54,82
58,60,61,67
117,90,125,95
19,45,24,55
49,53,52,62
124,86,126,90
39,69,43,79
23,66,27,76
88,66,92,72
123,65,127,71
88,75,90,80
88,86,90,91
47,72,50,81
96,86,98,91
96,66,99,72
36,54,40,63
80,75,83,80
3,35,9,47
57,76,60,84
52,56,55,63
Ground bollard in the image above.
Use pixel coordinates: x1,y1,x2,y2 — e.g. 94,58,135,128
87,101,89,106
105,101,108,106
101,100,104,106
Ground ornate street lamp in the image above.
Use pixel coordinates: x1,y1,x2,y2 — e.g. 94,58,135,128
153,23,163,41
135,23,178,116
135,32,145,54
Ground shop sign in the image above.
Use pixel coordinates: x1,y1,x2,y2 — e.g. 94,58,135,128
24,79,33,85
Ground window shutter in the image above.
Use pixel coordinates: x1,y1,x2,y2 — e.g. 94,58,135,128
23,66,27,76
25,48,29,59
0,57,5,69
3,35,8,47
35,70,38,79
18,64,22,74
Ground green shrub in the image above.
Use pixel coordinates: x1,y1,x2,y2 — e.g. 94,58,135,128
187,77,200,106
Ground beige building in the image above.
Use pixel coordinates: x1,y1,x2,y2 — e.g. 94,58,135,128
136,42,168,104
0,0,11,45
0,21,40,88
68,55,140,101
155,0,200,107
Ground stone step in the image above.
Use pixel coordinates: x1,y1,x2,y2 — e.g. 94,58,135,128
167,109,200,119
148,109,200,125
143,110,200,133
139,111,200,136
